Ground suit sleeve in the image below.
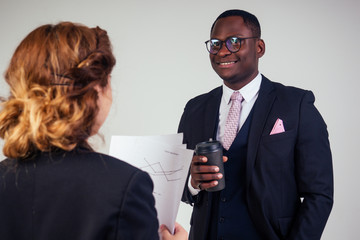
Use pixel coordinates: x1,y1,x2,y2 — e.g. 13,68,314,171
117,170,159,240
178,105,199,206
288,91,334,239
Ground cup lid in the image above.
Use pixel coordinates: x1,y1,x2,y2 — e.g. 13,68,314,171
195,140,222,153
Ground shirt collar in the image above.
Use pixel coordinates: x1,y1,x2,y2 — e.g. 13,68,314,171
222,72,262,104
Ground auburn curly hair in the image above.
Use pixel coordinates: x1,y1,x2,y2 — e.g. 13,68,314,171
0,22,116,159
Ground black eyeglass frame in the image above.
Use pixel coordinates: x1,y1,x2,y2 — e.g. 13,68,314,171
205,36,258,55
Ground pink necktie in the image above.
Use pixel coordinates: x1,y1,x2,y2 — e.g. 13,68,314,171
223,91,243,150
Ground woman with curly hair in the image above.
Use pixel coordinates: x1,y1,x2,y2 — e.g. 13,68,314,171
0,22,186,240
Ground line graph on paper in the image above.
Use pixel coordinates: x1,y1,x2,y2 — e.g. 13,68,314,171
109,134,195,232
139,158,184,182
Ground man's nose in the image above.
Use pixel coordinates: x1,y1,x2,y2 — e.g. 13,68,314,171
217,42,232,56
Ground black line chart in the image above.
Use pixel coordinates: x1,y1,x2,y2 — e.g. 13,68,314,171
139,158,184,182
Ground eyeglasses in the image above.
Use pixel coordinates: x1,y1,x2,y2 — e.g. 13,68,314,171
205,36,258,55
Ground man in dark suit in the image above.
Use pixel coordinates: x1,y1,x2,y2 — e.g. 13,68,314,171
179,9,333,240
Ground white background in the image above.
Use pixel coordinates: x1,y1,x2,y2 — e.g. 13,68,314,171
1,0,359,239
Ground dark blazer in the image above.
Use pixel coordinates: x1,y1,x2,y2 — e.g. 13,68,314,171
0,147,159,240
179,76,333,240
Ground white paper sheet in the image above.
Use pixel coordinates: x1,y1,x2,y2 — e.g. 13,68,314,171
109,133,193,233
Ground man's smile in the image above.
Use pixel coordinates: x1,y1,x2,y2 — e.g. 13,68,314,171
217,60,238,67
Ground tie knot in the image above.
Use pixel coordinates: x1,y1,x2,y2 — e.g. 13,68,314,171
231,91,242,101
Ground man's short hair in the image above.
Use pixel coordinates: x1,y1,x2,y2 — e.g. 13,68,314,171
210,9,261,38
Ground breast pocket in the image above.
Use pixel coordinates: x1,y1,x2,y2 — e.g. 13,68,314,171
258,129,297,166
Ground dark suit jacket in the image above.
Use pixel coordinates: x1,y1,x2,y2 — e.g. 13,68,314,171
0,147,159,240
179,76,333,240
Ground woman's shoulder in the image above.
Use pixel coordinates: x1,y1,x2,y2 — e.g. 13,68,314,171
85,150,141,173
65,148,142,173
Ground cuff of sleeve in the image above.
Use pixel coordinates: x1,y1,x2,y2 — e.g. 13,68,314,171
188,175,201,196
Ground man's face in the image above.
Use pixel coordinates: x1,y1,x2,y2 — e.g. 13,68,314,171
209,16,264,89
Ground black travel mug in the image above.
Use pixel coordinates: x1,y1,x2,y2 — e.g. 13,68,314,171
195,140,225,192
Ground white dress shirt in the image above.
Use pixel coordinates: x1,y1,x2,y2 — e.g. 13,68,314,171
217,72,262,145
188,73,262,195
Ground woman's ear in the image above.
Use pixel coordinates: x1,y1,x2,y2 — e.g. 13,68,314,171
93,84,102,93
94,75,111,94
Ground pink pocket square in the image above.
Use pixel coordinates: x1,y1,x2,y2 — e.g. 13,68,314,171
270,118,285,135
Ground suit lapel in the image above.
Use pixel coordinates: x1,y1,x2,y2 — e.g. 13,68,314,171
201,87,222,227
246,76,276,187
203,86,222,141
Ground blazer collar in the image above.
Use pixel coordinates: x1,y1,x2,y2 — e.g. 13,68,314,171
204,86,222,141
246,75,276,187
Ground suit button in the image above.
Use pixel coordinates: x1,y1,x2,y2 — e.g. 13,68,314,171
219,217,225,223
221,197,226,202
